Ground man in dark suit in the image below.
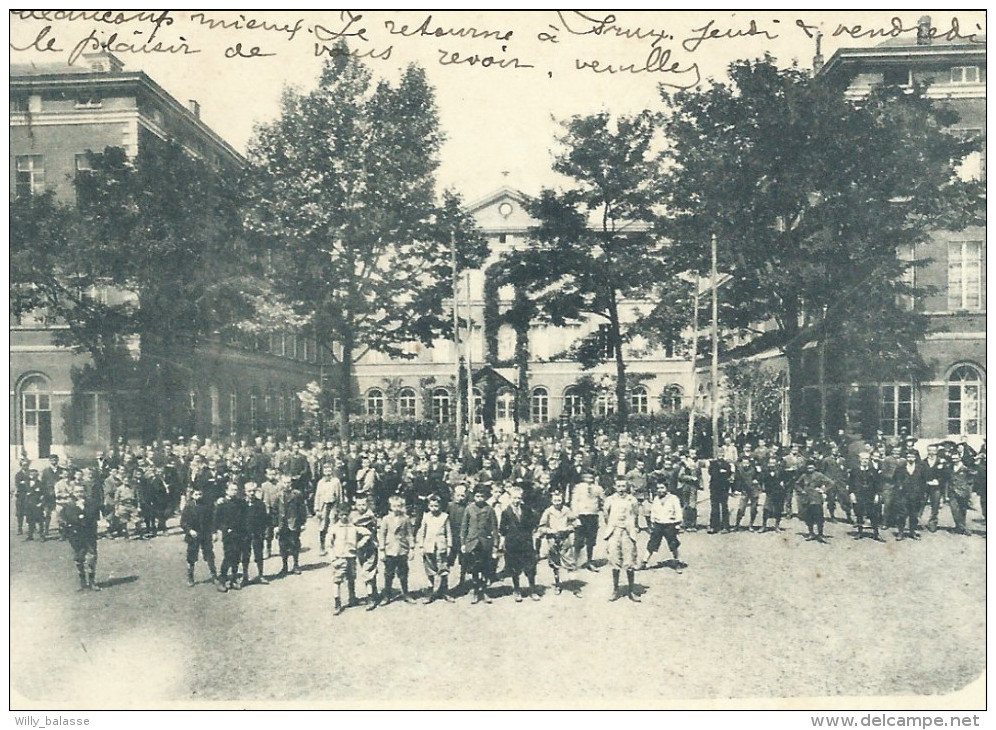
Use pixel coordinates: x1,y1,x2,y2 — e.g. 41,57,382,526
12,458,31,535
180,486,218,587
921,444,950,532
214,482,248,592
60,484,101,591
850,452,882,540
499,486,540,602
707,457,734,534
461,483,499,604
275,475,308,576
895,451,926,539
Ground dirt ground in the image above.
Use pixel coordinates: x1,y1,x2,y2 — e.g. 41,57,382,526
9,496,986,707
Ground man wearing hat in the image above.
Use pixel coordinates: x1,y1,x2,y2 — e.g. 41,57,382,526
12,458,31,535
795,462,831,541
460,483,499,604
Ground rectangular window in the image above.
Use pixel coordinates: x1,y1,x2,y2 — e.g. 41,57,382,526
883,66,911,85
74,94,102,109
950,66,980,84
15,155,45,197
229,393,237,431
947,241,984,311
10,96,28,113
879,384,913,437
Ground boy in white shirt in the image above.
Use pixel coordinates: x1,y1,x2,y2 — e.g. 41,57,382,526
641,481,685,573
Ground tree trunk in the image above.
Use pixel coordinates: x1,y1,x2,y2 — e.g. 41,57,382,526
608,297,628,432
512,283,531,431
783,343,805,439
482,267,500,436
338,329,354,444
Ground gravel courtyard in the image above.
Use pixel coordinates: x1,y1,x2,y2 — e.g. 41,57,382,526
10,499,986,708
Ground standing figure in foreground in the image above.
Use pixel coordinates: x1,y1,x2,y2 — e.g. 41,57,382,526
602,479,641,602
60,484,101,591
461,484,499,604
850,453,882,541
181,487,218,587
275,475,308,576
538,490,577,595
642,480,684,572
378,494,415,605
499,486,541,602
418,493,455,603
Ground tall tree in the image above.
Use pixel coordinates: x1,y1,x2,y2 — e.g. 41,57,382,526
243,43,485,437
10,138,250,440
504,111,674,431
659,56,983,432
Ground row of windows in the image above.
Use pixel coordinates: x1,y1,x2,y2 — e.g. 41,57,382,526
358,384,682,424
877,365,985,437
881,65,983,86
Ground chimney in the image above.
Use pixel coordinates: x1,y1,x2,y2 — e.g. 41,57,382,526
917,16,932,45
81,51,124,73
812,31,824,72
188,99,201,119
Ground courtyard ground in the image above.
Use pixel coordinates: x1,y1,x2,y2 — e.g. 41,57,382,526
9,496,986,708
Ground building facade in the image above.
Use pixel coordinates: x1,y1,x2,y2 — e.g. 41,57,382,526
10,53,320,460
817,28,986,444
349,186,696,435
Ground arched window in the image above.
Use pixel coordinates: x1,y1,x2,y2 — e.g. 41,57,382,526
531,386,549,422
563,386,585,417
366,388,384,417
398,388,417,419
661,384,684,412
496,387,515,421
948,365,985,436
630,385,649,415
20,374,53,459
432,388,452,424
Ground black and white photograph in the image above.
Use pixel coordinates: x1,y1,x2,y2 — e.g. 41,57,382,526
8,9,987,715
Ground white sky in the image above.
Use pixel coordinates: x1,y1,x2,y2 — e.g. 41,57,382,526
9,10,986,203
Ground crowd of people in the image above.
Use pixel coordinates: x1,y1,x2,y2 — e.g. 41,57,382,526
10,427,987,610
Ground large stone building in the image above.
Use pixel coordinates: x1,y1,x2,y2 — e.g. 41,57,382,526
10,52,320,460
349,186,695,435
815,27,986,444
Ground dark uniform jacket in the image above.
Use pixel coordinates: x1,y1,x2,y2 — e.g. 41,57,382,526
61,497,100,541
214,496,248,539
276,488,308,532
461,501,498,553
180,498,214,542
499,504,538,557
